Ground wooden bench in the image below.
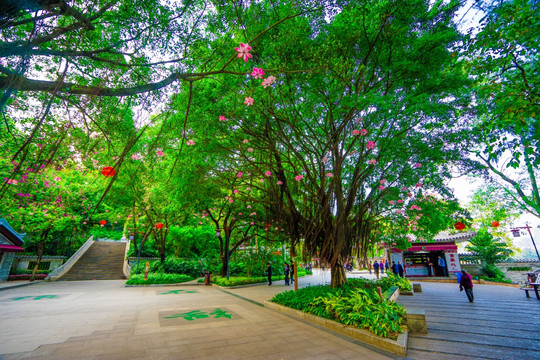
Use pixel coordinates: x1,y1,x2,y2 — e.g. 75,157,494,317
520,283,540,300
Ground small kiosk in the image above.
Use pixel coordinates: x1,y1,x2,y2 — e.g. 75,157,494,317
0,218,25,282
388,231,477,277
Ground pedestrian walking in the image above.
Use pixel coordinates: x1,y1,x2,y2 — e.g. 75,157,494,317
368,261,372,274
289,262,294,283
459,269,474,303
266,263,272,286
391,261,399,275
284,263,290,286
379,260,384,274
438,256,448,277
373,260,380,279
397,261,404,278
385,260,390,273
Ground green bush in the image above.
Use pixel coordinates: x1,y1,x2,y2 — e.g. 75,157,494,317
271,277,407,339
376,273,412,292
89,227,123,240
480,264,510,283
162,257,205,277
507,266,531,272
126,273,193,285
211,275,284,286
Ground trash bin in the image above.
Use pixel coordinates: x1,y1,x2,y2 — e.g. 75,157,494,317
204,271,211,286
456,271,462,284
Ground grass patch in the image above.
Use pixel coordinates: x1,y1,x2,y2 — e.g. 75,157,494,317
126,273,194,285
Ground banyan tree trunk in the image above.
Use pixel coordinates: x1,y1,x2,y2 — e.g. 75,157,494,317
330,256,347,288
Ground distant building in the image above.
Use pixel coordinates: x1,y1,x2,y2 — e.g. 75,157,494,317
0,219,25,281
387,231,477,277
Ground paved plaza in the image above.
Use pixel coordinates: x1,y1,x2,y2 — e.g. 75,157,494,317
0,270,538,359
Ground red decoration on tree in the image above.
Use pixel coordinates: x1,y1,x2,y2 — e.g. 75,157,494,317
156,222,164,229
454,222,465,230
100,220,106,226
101,166,115,177
491,221,500,228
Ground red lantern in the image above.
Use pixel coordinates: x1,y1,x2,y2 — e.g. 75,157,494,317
156,222,164,229
101,166,115,177
100,220,106,226
454,222,465,230
491,221,500,228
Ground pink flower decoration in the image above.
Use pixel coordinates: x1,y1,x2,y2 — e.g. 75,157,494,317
360,128,368,135
378,185,385,190
402,187,408,191
397,199,404,204
295,175,304,181
219,115,227,122
238,213,242,215
244,97,254,106
366,141,376,150
156,150,164,156
247,205,251,208
229,198,234,203
352,129,360,136
233,189,239,194
389,200,395,205
243,139,249,144
326,173,333,177
409,205,421,210
83,221,87,225
130,154,140,160
247,147,254,152
415,182,423,188
380,179,387,184
251,68,264,79
235,43,252,62
322,157,329,163
265,171,272,177
277,180,283,185
415,163,422,168
186,139,195,146
368,159,377,165
407,192,413,197
251,221,255,225
237,172,243,178
261,76,276,88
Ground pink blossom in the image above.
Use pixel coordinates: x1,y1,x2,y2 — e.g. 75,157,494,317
5,179,18,185
229,198,234,203
246,187,251,191
407,192,413,197
415,182,423,188
352,129,360,136
360,128,368,135
378,185,385,190
265,171,272,177
322,157,329,163
402,187,408,191
83,221,87,225
368,159,377,165
380,179,387,184
409,205,421,210
261,76,277,88
186,139,195,146
326,173,333,177
251,68,264,79
389,200,395,205
219,115,227,122
238,213,242,215
157,150,164,156
415,163,422,168
233,189,239,194
235,43,252,62
237,172,243,178
247,147,253,152
397,199,404,204
247,205,251,208
277,180,283,185
243,139,249,144
251,221,255,225
295,175,304,182
259,179,264,183
244,97,254,106
199,221,203,224
350,151,357,155
366,141,376,150
130,154,139,160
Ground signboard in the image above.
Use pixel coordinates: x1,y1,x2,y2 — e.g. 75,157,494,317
404,266,428,277
445,250,461,273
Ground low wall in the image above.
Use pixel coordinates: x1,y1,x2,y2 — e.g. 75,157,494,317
460,261,540,283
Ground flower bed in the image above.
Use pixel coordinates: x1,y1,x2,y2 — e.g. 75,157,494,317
271,277,408,339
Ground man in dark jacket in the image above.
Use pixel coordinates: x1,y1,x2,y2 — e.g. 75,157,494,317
459,269,474,303
398,262,404,278
391,261,399,275
267,263,272,286
373,260,380,279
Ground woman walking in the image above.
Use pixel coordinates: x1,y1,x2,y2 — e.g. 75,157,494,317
459,269,474,303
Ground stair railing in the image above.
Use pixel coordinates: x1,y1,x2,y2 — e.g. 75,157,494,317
46,236,94,281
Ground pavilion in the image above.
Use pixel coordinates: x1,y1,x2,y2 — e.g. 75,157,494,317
0,218,25,281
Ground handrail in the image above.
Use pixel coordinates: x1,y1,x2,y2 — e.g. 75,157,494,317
46,236,94,281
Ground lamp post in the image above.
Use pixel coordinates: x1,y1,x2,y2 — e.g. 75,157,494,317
511,224,540,262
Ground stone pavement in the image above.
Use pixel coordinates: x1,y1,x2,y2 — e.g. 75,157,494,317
0,272,398,360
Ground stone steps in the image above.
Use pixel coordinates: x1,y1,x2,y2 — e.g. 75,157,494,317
60,241,126,281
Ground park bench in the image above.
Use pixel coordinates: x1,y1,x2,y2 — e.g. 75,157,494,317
519,272,540,300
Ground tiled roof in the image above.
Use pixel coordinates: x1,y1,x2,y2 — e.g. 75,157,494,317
429,230,477,243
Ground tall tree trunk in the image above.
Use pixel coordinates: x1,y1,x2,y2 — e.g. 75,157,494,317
330,256,346,288
220,255,227,277
30,228,49,282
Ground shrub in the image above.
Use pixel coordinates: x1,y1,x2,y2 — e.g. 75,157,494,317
126,273,193,285
507,266,531,272
162,257,205,278
376,273,412,292
211,275,284,287
89,227,123,240
480,264,510,283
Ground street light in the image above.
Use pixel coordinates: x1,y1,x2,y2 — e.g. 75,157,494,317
511,224,540,262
